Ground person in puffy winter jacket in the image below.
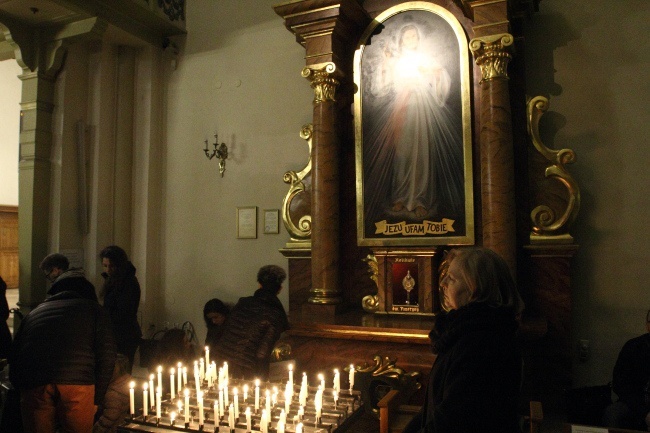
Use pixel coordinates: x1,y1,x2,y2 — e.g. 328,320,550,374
215,265,289,380
93,354,131,433
9,283,116,433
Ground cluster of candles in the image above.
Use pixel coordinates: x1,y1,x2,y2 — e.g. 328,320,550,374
127,346,357,432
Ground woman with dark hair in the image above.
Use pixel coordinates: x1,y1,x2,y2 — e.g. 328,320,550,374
203,298,230,350
403,247,524,433
100,245,141,372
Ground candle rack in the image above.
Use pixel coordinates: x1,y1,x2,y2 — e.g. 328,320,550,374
119,373,362,433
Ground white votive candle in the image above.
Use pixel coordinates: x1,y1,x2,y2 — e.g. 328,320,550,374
288,364,293,387
333,368,340,392
198,391,204,426
157,366,163,391
228,403,234,430
156,387,161,420
170,368,176,399
129,381,135,416
177,362,182,391
234,387,239,419
149,375,155,408
184,389,190,425
143,383,149,417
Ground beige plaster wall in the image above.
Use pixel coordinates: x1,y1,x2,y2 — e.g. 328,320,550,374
158,0,311,337
525,0,650,387
0,60,21,206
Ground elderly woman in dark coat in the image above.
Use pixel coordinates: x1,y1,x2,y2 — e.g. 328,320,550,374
100,245,141,372
403,247,524,433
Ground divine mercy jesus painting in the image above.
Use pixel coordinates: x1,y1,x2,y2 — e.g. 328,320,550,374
354,2,474,247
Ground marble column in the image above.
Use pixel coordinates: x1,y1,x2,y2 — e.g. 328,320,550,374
301,63,342,305
469,34,517,276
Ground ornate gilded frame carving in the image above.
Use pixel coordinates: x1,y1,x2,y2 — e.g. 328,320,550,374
527,96,580,244
281,124,313,243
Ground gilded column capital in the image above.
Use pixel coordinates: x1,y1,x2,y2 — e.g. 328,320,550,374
469,33,514,83
301,62,340,104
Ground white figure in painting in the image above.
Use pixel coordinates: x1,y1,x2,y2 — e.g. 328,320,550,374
363,21,463,223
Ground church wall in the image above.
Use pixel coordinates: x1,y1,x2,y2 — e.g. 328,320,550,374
0,60,21,206
157,1,312,337
525,0,650,387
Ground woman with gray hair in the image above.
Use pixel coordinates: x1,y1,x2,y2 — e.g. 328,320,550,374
404,247,524,433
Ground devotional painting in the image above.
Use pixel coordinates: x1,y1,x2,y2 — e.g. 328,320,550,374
354,2,474,247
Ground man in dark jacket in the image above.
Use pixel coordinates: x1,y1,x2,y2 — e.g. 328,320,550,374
215,265,289,380
40,253,98,301
9,286,116,433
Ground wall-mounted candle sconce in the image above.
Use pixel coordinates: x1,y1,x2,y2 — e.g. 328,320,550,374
203,133,228,177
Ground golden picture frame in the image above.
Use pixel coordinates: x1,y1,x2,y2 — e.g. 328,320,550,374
236,206,257,239
353,2,475,247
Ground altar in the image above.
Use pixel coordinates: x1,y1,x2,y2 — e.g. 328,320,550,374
273,0,577,416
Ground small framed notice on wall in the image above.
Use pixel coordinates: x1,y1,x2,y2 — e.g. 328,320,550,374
263,209,280,234
236,206,257,239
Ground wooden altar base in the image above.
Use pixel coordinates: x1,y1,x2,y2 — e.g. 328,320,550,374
279,310,437,407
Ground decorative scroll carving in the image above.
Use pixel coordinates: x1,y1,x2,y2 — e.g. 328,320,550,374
354,356,421,416
527,96,580,244
157,0,185,22
301,62,339,104
361,254,379,313
469,33,513,83
282,124,313,242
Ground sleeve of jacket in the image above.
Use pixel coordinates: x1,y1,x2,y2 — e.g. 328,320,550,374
255,308,288,363
94,306,117,406
93,373,130,432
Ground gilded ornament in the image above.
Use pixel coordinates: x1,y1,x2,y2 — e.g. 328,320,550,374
282,124,313,242
527,95,580,243
469,33,513,83
361,254,379,312
302,62,339,104
362,294,379,313
355,355,421,416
